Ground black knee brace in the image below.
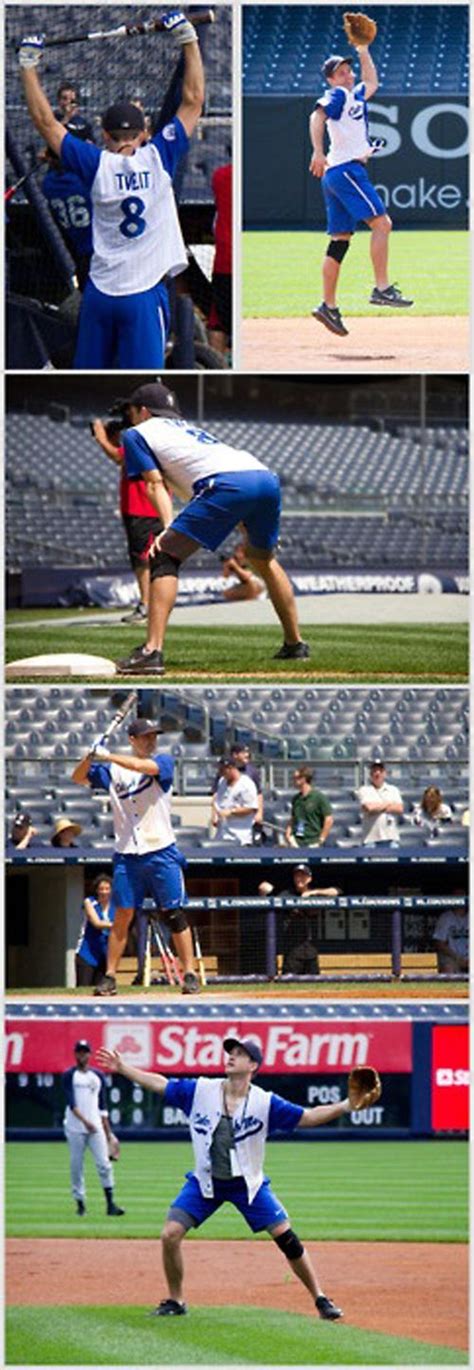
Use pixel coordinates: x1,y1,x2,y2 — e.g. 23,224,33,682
163,908,189,934
326,238,350,264
274,1228,304,1261
150,550,182,582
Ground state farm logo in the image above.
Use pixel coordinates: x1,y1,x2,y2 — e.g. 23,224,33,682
436,1068,469,1087
104,1023,152,1067
155,1025,370,1070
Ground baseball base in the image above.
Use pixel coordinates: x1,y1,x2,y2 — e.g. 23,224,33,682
5,653,117,678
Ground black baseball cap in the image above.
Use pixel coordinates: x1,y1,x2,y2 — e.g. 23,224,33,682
102,101,144,133
12,811,31,830
74,1040,92,1053
223,1036,263,1067
322,53,354,78
370,756,385,769
128,718,162,737
294,864,311,876
128,381,181,417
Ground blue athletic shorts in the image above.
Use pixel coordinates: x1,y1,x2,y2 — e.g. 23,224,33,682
112,843,187,910
322,161,386,234
74,278,170,370
169,469,281,553
169,1172,289,1233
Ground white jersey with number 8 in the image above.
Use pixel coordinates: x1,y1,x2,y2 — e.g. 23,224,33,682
90,142,187,295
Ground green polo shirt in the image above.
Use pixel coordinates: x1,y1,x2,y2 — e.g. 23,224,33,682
291,788,332,845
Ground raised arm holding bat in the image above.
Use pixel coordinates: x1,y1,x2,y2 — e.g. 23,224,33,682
18,11,205,370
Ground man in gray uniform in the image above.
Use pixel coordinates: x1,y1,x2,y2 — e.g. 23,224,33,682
62,1040,125,1217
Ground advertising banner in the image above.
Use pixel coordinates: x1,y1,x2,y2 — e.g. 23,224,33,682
5,1017,413,1075
431,1025,469,1131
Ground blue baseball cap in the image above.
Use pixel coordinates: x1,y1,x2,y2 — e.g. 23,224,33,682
223,1036,263,1067
323,53,354,79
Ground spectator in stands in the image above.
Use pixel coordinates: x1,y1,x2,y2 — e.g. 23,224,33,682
221,541,265,602
433,893,468,973
285,768,333,847
412,786,453,835
207,161,232,357
54,83,94,140
51,817,83,848
7,811,42,850
75,873,115,988
259,866,340,974
91,416,172,625
229,744,264,828
211,757,259,844
357,758,403,845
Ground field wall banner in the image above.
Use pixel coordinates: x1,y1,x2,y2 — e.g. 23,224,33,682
244,96,469,228
5,1018,412,1075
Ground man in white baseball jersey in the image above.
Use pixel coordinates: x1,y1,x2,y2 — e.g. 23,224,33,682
113,380,308,676
309,45,413,337
357,756,404,844
97,1036,348,1319
72,716,199,996
18,13,204,369
63,1040,125,1216
211,757,259,844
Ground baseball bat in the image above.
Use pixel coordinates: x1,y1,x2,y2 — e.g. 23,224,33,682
93,691,137,750
143,921,152,989
193,926,207,987
153,923,178,986
25,11,215,51
5,163,41,202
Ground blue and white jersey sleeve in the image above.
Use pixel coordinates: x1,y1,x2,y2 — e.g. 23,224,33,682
60,133,101,189
155,753,174,794
164,1077,198,1114
123,428,160,480
88,762,113,792
152,116,189,179
316,86,346,119
268,1092,304,1134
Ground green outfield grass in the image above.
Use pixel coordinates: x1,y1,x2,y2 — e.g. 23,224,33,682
5,1304,468,1365
5,615,468,683
242,229,469,317
6,1140,468,1243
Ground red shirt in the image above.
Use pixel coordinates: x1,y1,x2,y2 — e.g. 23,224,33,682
212,163,232,275
117,446,159,517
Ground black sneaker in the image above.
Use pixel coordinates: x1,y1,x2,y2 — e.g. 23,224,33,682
107,1203,125,1216
181,971,200,996
370,284,413,308
131,974,144,986
116,645,165,676
316,1295,343,1321
151,1299,188,1317
76,1199,86,1216
312,303,348,336
273,641,310,660
93,974,117,997
121,603,147,624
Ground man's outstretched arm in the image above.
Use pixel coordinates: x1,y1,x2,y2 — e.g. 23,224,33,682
19,38,67,156
97,1047,168,1093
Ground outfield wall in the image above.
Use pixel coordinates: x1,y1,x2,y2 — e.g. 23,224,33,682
5,1004,468,1140
244,96,469,228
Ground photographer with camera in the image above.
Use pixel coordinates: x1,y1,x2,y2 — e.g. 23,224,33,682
91,411,172,624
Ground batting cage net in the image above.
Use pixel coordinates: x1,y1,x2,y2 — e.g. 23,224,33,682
5,685,468,987
6,5,232,366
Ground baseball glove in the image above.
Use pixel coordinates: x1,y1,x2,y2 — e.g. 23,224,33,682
108,1132,120,1161
343,12,378,46
348,1065,382,1110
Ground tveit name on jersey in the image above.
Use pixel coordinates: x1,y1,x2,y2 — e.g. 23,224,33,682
115,170,151,192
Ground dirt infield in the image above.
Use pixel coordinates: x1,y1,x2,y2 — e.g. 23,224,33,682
240,316,468,373
7,1237,468,1350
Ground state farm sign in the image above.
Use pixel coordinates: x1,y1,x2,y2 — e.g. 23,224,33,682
432,1026,469,1131
5,1018,412,1074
